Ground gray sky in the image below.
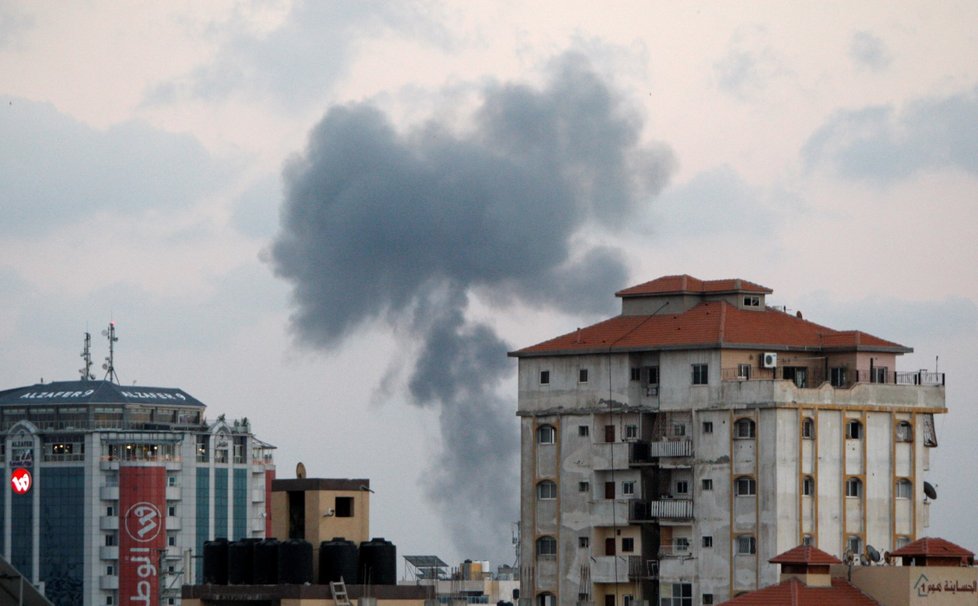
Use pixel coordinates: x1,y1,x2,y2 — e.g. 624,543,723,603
2,1,977,569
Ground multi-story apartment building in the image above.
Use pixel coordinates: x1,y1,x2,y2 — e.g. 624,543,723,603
0,378,275,606
510,275,946,606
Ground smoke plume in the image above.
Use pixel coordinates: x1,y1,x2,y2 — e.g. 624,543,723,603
270,53,674,563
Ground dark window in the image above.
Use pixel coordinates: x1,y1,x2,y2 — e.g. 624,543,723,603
702,421,713,433
737,363,751,379
702,536,713,548
703,594,714,605
605,537,616,556
622,538,635,553
579,536,589,548
702,479,713,491
630,367,641,381
830,367,847,387
736,535,756,554
537,481,557,500
646,366,660,385
536,537,557,558
579,368,589,383
537,425,555,444
605,425,615,443
846,419,862,440
803,476,814,496
896,421,913,442
735,476,756,496
579,425,589,437
734,418,755,439
846,477,862,498
605,482,615,499
540,370,550,384
692,364,709,385
335,496,353,517
579,481,590,493
802,417,815,439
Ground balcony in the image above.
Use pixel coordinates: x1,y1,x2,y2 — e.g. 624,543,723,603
721,367,945,389
251,488,265,503
630,499,693,522
99,575,119,590
99,516,119,531
100,485,119,500
166,486,181,501
629,439,693,464
166,516,181,531
99,546,119,560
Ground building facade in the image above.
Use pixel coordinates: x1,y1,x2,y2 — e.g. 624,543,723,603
510,275,946,606
0,379,275,606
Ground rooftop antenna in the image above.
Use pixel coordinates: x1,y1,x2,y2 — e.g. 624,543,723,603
79,331,95,381
101,321,120,384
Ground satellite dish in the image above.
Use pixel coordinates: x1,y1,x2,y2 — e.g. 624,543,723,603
859,555,869,566
923,481,938,500
296,462,306,479
866,545,881,563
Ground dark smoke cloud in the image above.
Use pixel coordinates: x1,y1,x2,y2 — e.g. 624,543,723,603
270,53,674,562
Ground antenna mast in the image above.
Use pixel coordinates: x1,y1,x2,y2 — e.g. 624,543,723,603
79,332,95,381
102,322,120,384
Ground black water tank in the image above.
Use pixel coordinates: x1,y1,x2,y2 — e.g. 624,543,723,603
278,538,313,584
319,537,359,584
203,538,229,585
228,538,260,584
358,537,396,586
254,538,280,584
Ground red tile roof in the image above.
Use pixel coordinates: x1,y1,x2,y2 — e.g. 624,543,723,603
769,545,842,565
719,578,880,606
890,537,975,558
512,300,909,356
616,274,773,297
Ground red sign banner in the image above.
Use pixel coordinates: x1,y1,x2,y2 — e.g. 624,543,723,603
10,468,31,494
119,466,166,606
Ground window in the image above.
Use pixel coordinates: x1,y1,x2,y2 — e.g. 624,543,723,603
579,536,590,548
537,480,557,500
168,505,176,516
105,534,117,546
537,425,555,444
672,423,687,437
660,582,692,606
895,536,911,549
736,535,756,555
578,425,590,437
734,418,756,439
579,481,590,493
622,538,635,552
675,538,690,553
847,535,862,555
631,367,641,381
802,534,813,546
540,370,550,384
830,367,847,387
676,481,689,495
168,535,176,546
702,536,713,548
802,417,815,439
702,421,713,434
537,593,555,606
335,496,353,517
106,565,114,575
703,594,714,605
692,364,709,385
579,368,589,383
737,363,751,380
168,475,177,486
895,478,912,499
845,477,862,498
802,476,814,496
106,506,114,516
743,296,760,307
646,366,660,385
871,366,888,384
846,419,862,440
536,536,557,558
625,424,638,440
622,481,636,496
735,476,756,496
896,421,913,442
702,479,713,491
106,597,114,606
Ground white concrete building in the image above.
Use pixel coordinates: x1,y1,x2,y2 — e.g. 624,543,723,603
509,275,946,606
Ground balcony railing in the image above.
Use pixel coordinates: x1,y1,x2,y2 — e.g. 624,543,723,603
629,439,693,463
721,367,945,388
629,499,693,521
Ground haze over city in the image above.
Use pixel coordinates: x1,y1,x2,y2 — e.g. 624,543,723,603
2,1,977,570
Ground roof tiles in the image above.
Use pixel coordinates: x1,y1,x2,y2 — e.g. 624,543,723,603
890,537,975,558
616,274,773,297
719,578,880,606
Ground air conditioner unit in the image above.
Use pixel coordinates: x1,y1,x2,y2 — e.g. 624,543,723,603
646,386,659,397
762,352,778,368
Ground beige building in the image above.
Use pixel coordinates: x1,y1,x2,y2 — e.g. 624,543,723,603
510,275,947,606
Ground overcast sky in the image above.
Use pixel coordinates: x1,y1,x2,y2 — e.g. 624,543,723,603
2,1,977,570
